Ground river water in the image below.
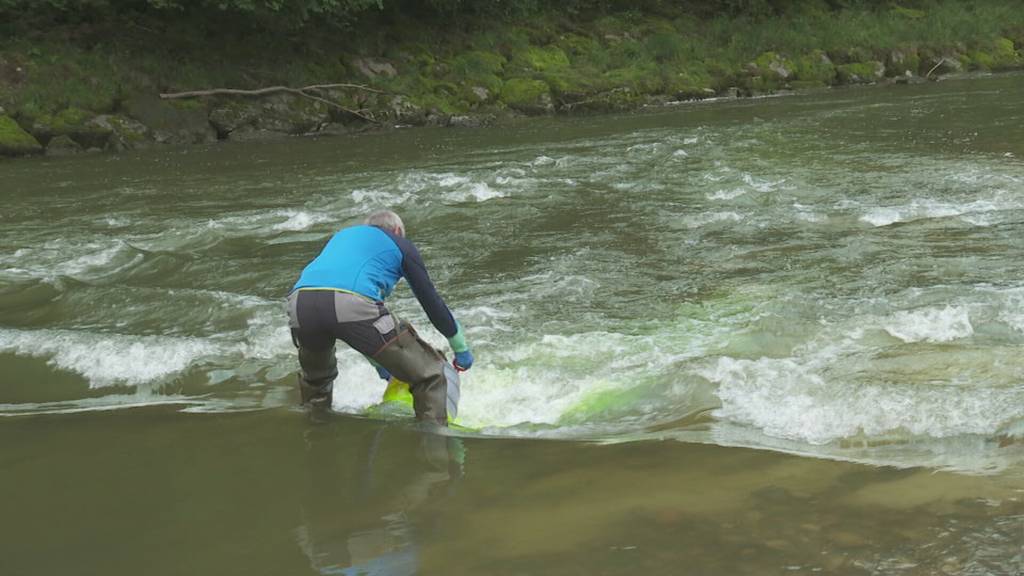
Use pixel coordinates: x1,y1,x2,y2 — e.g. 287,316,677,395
2,75,1022,575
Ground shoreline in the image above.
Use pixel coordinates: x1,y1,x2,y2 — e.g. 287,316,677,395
2,3,1022,159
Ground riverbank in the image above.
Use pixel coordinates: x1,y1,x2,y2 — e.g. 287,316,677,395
1,1,1023,157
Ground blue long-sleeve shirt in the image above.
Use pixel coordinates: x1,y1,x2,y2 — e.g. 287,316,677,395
292,225,458,338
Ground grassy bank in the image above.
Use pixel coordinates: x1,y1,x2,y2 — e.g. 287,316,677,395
1,1,1023,156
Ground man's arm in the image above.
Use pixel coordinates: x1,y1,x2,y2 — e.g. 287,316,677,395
381,230,459,338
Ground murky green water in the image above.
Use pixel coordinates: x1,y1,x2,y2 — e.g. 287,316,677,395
2,75,1023,575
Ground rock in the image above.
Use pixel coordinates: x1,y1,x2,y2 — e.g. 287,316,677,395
251,94,330,134
317,123,350,136
0,114,43,156
501,78,554,113
87,115,152,151
228,127,291,142
836,61,886,84
886,48,920,77
208,101,261,138
470,86,491,102
124,95,216,145
448,114,493,128
351,57,397,79
44,134,83,156
386,95,426,125
29,108,109,149
922,54,963,76
795,50,837,84
751,52,795,80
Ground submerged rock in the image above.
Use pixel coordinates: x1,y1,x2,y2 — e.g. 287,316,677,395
0,114,42,156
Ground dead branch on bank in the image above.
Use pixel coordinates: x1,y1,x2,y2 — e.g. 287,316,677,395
159,83,386,124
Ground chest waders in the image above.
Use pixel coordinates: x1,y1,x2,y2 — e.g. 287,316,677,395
288,289,460,425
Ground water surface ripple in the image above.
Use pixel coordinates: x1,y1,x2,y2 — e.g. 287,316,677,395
2,75,1023,474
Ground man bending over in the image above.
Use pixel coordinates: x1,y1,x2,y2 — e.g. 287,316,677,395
287,210,473,425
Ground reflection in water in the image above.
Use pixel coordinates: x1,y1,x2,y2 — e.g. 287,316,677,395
296,420,463,575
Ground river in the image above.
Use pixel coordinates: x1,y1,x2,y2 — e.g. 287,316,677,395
2,74,1022,575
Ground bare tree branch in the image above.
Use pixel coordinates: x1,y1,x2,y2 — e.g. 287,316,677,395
159,84,384,124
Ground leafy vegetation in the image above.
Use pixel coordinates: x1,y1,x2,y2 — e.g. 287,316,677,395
0,0,1022,153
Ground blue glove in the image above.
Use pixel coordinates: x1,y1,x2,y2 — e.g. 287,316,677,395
375,365,391,381
453,349,474,371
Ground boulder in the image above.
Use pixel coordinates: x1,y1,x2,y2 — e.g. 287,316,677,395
88,115,153,151
209,101,261,138
252,93,330,134
0,115,43,156
885,48,921,77
351,57,398,79
124,95,216,145
794,50,837,85
837,61,886,84
29,108,109,148
470,86,491,102
44,135,84,156
448,115,493,128
501,78,554,114
386,95,426,125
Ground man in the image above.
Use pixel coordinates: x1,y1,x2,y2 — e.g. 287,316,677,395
287,210,473,425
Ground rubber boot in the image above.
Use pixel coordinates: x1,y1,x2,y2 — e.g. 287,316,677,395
298,374,333,408
373,325,449,425
296,344,338,409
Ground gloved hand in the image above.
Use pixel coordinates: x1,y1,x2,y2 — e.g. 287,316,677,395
375,365,391,381
453,349,474,371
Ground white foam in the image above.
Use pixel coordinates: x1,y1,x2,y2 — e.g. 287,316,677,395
0,328,220,387
861,197,1018,227
702,355,1024,445
883,306,974,343
272,210,331,232
0,239,142,282
682,211,744,228
708,188,748,200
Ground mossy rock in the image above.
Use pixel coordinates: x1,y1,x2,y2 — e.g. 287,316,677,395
29,107,108,146
603,66,666,94
990,37,1022,70
794,50,836,84
512,45,570,72
836,61,885,84
563,88,641,114
0,114,42,156
44,134,83,157
752,52,795,80
449,51,506,77
500,78,553,113
665,69,714,99
126,95,216,145
885,48,921,77
787,80,830,91
88,115,152,151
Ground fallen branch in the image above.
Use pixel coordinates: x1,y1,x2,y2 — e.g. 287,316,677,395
159,84,384,124
926,57,946,79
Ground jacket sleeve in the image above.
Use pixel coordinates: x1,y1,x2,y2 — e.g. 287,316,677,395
384,231,459,338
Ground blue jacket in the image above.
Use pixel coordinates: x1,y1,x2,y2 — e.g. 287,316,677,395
293,225,459,338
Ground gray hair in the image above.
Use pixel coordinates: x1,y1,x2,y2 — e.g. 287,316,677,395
365,210,405,236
